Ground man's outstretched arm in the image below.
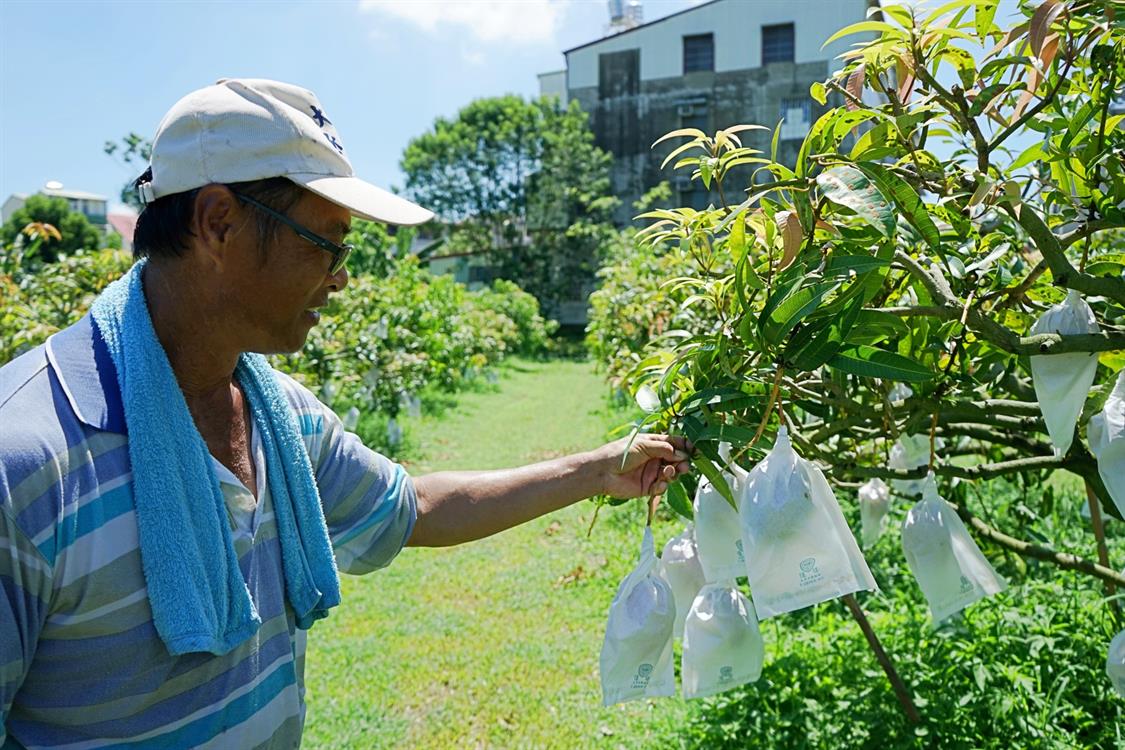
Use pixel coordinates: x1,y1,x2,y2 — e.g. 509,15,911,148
407,434,692,547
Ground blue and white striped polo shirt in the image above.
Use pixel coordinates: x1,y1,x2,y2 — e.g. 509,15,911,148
0,316,417,749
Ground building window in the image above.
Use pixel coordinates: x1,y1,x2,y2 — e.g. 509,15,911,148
599,49,640,100
683,33,714,74
762,23,795,65
779,97,811,140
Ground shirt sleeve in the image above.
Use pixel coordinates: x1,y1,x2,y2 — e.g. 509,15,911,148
1,506,52,739
278,373,417,575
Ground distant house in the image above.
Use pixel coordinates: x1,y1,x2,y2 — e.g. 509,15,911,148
543,0,876,223
107,212,138,254
2,184,109,231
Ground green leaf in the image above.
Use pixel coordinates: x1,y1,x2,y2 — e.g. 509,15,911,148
1009,141,1046,170
856,161,941,249
968,82,1009,118
852,309,910,338
810,81,827,106
788,295,863,371
825,254,893,277
828,346,935,382
758,270,807,325
692,455,737,510
694,424,762,443
816,165,895,237
682,387,764,413
975,0,998,41
652,128,706,147
822,20,901,47
762,281,838,345
729,211,747,262
700,159,713,190
665,478,695,521
661,139,704,170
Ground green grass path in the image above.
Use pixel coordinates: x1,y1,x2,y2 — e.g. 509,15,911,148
302,359,695,749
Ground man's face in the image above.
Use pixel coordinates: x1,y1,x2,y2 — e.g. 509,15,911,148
224,189,352,354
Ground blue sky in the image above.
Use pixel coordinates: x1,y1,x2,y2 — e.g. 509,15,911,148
0,0,701,213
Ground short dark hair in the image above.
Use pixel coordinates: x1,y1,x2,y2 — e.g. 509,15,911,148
131,172,305,262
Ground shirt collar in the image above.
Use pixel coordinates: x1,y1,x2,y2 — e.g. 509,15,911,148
45,315,127,434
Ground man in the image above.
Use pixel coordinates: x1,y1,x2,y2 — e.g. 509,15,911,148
0,79,690,748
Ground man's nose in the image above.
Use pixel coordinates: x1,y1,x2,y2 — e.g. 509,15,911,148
327,265,349,293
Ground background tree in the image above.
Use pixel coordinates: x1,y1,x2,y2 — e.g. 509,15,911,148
401,95,619,316
104,132,152,210
0,194,103,263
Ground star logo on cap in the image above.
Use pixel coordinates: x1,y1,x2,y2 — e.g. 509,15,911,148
310,105,332,128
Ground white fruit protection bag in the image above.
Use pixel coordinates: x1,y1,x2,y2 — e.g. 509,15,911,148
858,477,891,548
694,443,747,582
888,433,936,497
1109,628,1125,698
658,524,707,639
599,527,676,706
739,427,876,619
681,580,764,699
901,473,1006,625
1030,290,1100,456
1087,370,1125,519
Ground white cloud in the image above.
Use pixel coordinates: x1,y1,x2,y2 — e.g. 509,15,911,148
358,0,569,44
461,46,486,66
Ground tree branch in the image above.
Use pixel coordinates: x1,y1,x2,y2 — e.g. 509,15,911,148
949,499,1125,588
1007,203,1125,307
893,251,1022,352
839,454,1063,482
1017,331,1125,355
1060,218,1125,248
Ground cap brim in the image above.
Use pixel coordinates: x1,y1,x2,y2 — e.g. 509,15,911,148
290,174,434,226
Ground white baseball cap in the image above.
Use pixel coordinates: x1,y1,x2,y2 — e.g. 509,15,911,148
137,78,433,226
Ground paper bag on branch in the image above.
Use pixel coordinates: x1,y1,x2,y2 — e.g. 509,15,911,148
694,442,747,582
739,427,876,618
681,580,764,699
888,433,941,497
1109,628,1125,698
858,477,891,548
1088,370,1125,519
901,473,1006,625
1030,290,1100,456
658,524,707,639
599,527,676,706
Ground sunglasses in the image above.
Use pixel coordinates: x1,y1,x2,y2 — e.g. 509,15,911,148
232,191,352,275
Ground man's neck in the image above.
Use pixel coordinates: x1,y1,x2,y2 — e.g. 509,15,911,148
143,260,241,401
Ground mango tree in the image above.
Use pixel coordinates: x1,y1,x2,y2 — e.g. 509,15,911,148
620,0,1125,718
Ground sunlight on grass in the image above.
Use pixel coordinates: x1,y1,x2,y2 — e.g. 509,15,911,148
302,359,697,749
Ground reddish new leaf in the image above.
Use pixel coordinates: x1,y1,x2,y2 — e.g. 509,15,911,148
846,64,866,110
1029,0,1063,59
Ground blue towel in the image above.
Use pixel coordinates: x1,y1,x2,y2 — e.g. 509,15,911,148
90,260,340,656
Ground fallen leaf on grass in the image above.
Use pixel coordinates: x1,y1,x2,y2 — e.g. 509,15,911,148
555,565,587,587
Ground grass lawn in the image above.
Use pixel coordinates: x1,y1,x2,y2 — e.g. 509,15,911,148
301,358,698,749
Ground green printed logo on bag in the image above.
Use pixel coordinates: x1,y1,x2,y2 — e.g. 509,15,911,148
799,557,823,587
632,663,654,688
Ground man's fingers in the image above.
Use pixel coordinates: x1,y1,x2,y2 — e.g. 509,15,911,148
641,460,660,493
639,435,691,462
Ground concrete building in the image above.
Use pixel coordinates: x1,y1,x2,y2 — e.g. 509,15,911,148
547,0,875,223
2,183,109,230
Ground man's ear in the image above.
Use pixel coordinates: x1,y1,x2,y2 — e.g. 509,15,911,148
192,185,250,268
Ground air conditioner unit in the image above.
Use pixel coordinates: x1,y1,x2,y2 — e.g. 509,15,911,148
673,175,694,191
677,104,695,116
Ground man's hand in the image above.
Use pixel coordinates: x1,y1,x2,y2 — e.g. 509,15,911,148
597,434,693,499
